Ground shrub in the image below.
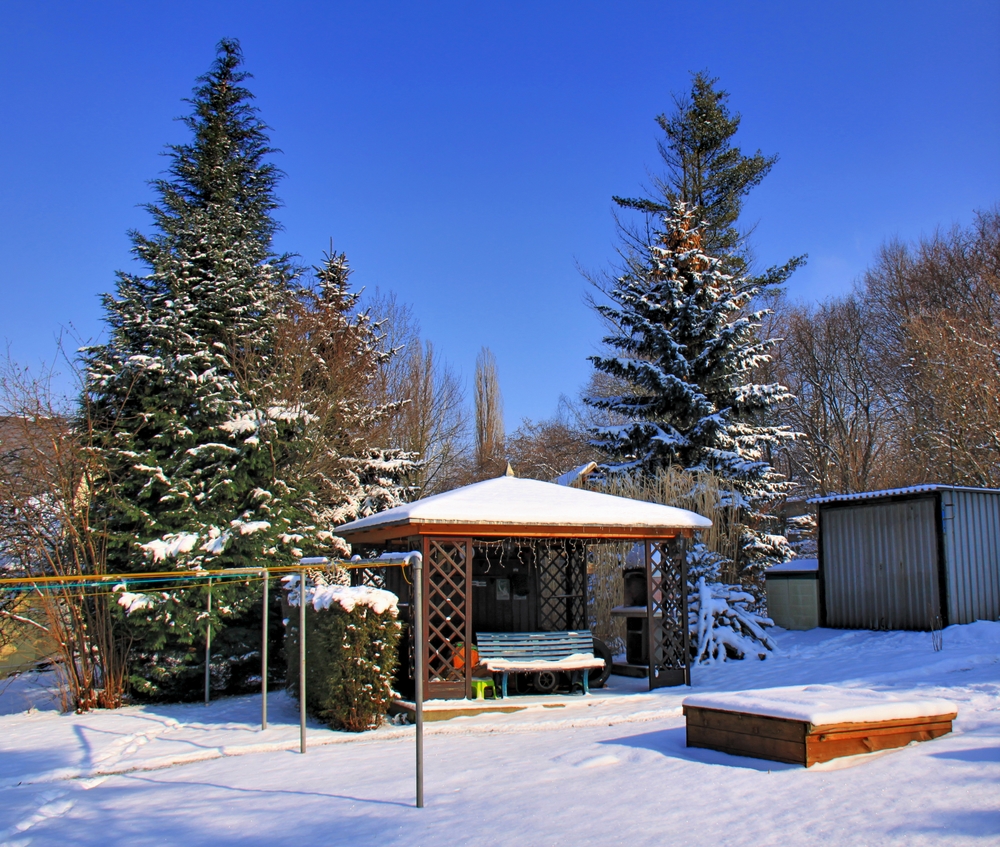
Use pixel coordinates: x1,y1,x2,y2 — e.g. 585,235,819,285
688,542,775,662
285,582,401,732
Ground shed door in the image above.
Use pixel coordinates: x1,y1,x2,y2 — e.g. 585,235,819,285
822,498,941,630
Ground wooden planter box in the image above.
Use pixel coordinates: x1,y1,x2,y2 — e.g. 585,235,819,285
683,688,957,767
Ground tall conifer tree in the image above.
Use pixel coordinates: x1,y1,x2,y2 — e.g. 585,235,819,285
84,40,313,699
590,72,804,587
588,203,796,579
278,251,414,540
614,72,779,273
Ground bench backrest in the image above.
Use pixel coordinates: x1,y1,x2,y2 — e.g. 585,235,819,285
476,630,594,661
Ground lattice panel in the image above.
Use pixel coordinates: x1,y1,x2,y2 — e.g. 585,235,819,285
647,538,689,688
537,541,588,631
537,542,568,631
565,541,588,630
352,567,387,589
426,539,467,684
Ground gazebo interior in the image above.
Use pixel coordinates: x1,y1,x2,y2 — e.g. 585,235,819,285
335,476,711,701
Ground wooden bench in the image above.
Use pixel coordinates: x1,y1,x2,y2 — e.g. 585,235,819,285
476,631,606,698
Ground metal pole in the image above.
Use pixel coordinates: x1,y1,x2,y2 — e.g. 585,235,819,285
261,568,268,730
299,568,307,754
204,577,212,705
413,553,424,808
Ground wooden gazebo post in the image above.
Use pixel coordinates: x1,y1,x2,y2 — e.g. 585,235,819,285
420,536,474,700
645,536,691,689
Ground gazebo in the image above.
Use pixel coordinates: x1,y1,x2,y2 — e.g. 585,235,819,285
335,474,711,700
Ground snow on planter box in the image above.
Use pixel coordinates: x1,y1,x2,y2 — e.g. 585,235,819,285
682,685,957,767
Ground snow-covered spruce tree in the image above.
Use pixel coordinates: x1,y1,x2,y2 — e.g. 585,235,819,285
587,205,794,499
83,40,319,701
613,72,780,276
586,205,795,656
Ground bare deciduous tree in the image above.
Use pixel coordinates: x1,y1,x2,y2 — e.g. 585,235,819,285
767,207,1000,497
366,291,470,496
770,296,900,495
0,359,128,710
862,208,1000,486
474,347,505,477
505,411,592,482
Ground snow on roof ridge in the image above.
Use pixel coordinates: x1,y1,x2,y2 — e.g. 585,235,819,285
808,484,1000,505
553,461,599,487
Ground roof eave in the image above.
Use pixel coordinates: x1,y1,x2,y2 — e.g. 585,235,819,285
337,520,698,545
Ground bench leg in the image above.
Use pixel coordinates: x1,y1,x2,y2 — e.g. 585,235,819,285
583,669,589,696
502,672,508,699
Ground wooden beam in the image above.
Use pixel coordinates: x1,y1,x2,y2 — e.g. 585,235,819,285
339,522,686,544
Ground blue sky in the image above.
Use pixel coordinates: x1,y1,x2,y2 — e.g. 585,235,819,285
1,2,998,428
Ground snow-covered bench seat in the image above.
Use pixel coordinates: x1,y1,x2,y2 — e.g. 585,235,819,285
476,631,605,698
683,685,957,767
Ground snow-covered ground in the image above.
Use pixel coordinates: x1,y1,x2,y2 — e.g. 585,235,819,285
1,623,998,846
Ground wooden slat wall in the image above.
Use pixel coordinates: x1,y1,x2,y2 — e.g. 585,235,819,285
685,707,806,764
804,716,955,766
685,706,955,767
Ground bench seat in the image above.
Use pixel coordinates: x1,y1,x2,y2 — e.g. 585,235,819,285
476,631,604,697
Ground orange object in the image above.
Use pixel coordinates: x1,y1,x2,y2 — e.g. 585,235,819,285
453,643,479,670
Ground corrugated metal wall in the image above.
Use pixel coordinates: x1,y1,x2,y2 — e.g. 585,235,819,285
821,497,940,630
941,489,1000,624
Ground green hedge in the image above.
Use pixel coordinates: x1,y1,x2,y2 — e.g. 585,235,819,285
286,598,400,732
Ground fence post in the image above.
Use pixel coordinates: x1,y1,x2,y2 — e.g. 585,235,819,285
204,576,212,705
261,569,268,730
299,568,307,754
413,553,424,808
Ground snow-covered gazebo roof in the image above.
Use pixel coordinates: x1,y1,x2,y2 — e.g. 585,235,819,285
336,475,712,544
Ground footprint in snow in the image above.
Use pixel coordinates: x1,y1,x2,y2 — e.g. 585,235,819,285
0,789,75,841
95,721,177,768
573,754,620,769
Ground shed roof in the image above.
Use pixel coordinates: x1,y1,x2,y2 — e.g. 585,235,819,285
809,484,1000,506
336,475,712,544
765,558,818,575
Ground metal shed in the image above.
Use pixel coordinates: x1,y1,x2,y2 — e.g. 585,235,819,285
764,559,819,630
811,486,1000,631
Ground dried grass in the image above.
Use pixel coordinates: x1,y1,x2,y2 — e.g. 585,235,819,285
586,468,740,653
